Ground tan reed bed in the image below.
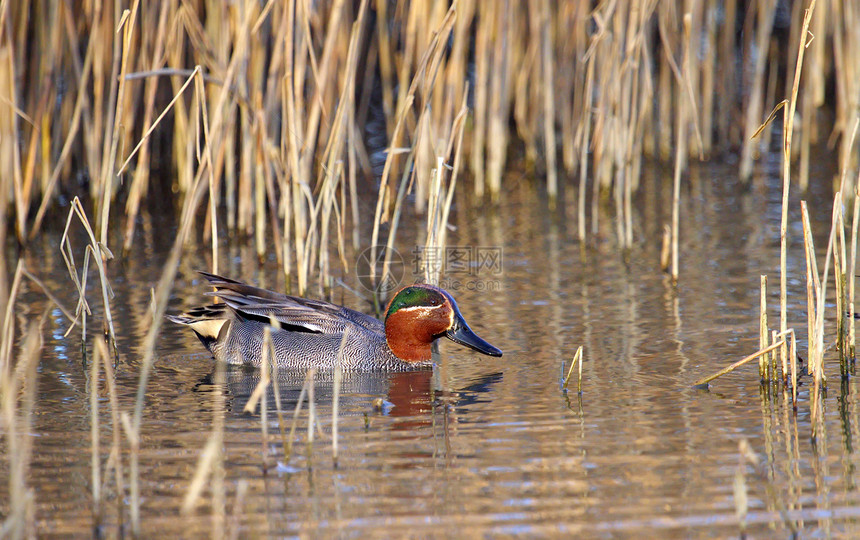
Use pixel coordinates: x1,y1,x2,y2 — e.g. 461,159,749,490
1,1,857,294
691,3,860,439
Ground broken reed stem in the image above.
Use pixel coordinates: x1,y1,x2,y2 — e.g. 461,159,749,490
61,197,118,358
693,340,785,387
800,201,819,377
784,0,817,194
563,345,584,394
817,194,840,382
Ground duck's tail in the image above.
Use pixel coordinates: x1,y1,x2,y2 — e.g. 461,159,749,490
166,304,230,353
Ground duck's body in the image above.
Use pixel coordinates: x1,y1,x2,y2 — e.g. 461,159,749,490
168,272,502,371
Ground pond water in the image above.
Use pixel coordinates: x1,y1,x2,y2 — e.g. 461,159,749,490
4,154,860,538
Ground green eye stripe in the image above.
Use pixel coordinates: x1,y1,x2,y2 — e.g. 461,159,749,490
386,287,442,317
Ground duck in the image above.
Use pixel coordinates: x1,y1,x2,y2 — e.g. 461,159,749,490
167,272,502,371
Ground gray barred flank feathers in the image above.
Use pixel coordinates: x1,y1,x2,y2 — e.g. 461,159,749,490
168,272,502,371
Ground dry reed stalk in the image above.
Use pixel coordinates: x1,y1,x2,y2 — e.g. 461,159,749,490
739,0,777,182
759,275,769,380
773,328,798,391
699,1,716,155
378,151,416,312
669,85,684,283
578,40,596,244
423,157,446,284
60,197,118,357
850,184,860,360
121,1,171,251
0,261,24,369
5,0,860,248
28,3,97,240
800,200,819,379
693,340,785,387
0,9,27,245
471,0,489,198
785,0,818,189
771,329,780,382
835,206,847,375
368,91,413,291
196,71,221,276
660,225,671,271
818,194,842,371
563,345,584,394
485,0,512,201
540,0,557,205
800,192,838,423
97,2,139,246
778,112,791,351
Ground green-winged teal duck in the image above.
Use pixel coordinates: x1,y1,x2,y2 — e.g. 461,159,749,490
168,272,502,371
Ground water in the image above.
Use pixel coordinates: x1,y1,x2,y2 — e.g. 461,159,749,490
4,156,860,538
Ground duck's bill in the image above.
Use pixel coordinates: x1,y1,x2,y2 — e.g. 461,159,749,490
446,320,503,357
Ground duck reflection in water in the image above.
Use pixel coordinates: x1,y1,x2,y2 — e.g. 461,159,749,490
192,366,503,423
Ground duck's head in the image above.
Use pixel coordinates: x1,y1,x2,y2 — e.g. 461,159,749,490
383,284,503,363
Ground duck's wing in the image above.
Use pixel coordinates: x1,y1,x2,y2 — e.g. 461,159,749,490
198,272,384,334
